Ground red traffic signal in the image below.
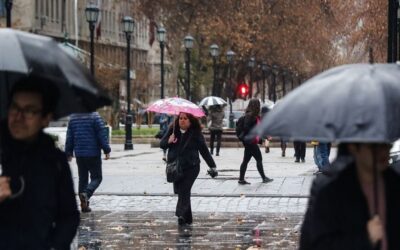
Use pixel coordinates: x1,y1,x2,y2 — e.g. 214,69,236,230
236,83,249,99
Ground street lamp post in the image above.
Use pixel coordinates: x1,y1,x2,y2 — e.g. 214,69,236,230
282,70,287,96
397,3,400,59
210,44,219,96
247,57,255,99
261,62,268,103
184,35,194,101
85,3,99,76
157,27,166,99
226,50,235,128
290,72,294,91
5,0,12,27
272,65,279,102
123,16,135,151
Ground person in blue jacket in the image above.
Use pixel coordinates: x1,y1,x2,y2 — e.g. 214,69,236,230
65,112,111,212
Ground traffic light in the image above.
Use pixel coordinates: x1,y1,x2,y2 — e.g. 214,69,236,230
236,83,249,99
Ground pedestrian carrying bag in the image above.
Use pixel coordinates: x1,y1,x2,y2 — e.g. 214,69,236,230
235,116,245,140
166,158,182,183
165,133,192,183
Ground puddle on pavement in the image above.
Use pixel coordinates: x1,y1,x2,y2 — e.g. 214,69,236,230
74,211,302,249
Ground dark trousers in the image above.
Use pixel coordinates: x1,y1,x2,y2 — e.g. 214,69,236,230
294,141,306,160
76,156,103,199
209,130,222,154
173,165,200,224
281,140,287,151
239,144,266,180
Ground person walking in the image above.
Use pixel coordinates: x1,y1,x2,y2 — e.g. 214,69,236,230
261,104,272,153
160,112,218,226
280,139,287,157
237,99,273,185
312,141,331,174
158,113,173,161
208,105,225,156
65,112,111,213
0,78,79,249
300,143,400,249
294,141,306,162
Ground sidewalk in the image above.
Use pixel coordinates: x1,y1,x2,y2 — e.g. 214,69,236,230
70,144,330,249
69,144,329,198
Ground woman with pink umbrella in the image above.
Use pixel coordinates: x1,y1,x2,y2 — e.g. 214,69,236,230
160,112,218,226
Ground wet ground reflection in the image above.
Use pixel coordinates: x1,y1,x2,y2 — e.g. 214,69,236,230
75,211,302,249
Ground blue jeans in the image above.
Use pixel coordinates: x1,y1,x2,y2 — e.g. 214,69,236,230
76,156,103,199
313,143,331,170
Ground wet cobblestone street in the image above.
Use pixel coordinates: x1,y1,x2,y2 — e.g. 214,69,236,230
74,210,303,250
67,145,321,249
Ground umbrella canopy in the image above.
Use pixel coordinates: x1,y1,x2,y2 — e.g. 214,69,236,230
253,63,400,143
199,96,227,107
147,97,205,117
0,28,111,120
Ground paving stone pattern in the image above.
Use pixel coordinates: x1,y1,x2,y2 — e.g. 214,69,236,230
67,144,333,249
73,211,303,250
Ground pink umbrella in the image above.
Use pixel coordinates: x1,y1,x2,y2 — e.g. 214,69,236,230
147,97,205,117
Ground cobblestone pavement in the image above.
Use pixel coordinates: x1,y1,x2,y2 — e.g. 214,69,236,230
87,195,307,214
73,210,303,250
68,144,333,249
69,145,336,198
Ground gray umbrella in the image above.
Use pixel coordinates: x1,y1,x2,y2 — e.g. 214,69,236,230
252,63,400,216
253,63,400,143
0,28,111,120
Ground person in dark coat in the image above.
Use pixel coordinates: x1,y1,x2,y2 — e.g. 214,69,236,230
208,105,225,156
0,78,79,250
160,112,218,226
294,141,306,162
300,143,400,250
261,104,272,153
238,99,273,185
158,113,173,161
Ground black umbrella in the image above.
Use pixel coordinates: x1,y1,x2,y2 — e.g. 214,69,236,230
252,63,400,215
0,28,111,120
254,63,400,143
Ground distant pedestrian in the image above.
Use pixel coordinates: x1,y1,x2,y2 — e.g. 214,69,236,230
281,139,287,157
65,112,111,213
294,141,306,162
0,78,79,249
157,113,173,161
261,104,272,153
237,99,273,185
311,141,331,174
208,105,225,156
160,112,218,226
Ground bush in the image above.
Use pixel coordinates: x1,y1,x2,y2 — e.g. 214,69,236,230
112,127,159,136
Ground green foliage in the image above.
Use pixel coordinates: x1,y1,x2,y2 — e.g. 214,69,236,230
112,127,159,136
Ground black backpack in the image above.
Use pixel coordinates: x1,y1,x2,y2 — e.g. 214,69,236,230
235,116,245,140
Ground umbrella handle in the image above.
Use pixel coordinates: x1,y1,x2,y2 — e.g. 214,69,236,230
9,176,25,200
372,146,378,215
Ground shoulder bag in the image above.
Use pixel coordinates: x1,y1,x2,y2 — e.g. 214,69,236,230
166,133,192,183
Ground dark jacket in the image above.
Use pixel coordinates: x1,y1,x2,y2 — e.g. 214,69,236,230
0,125,80,250
65,112,111,158
208,108,224,131
242,114,259,145
160,127,216,170
300,158,400,250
